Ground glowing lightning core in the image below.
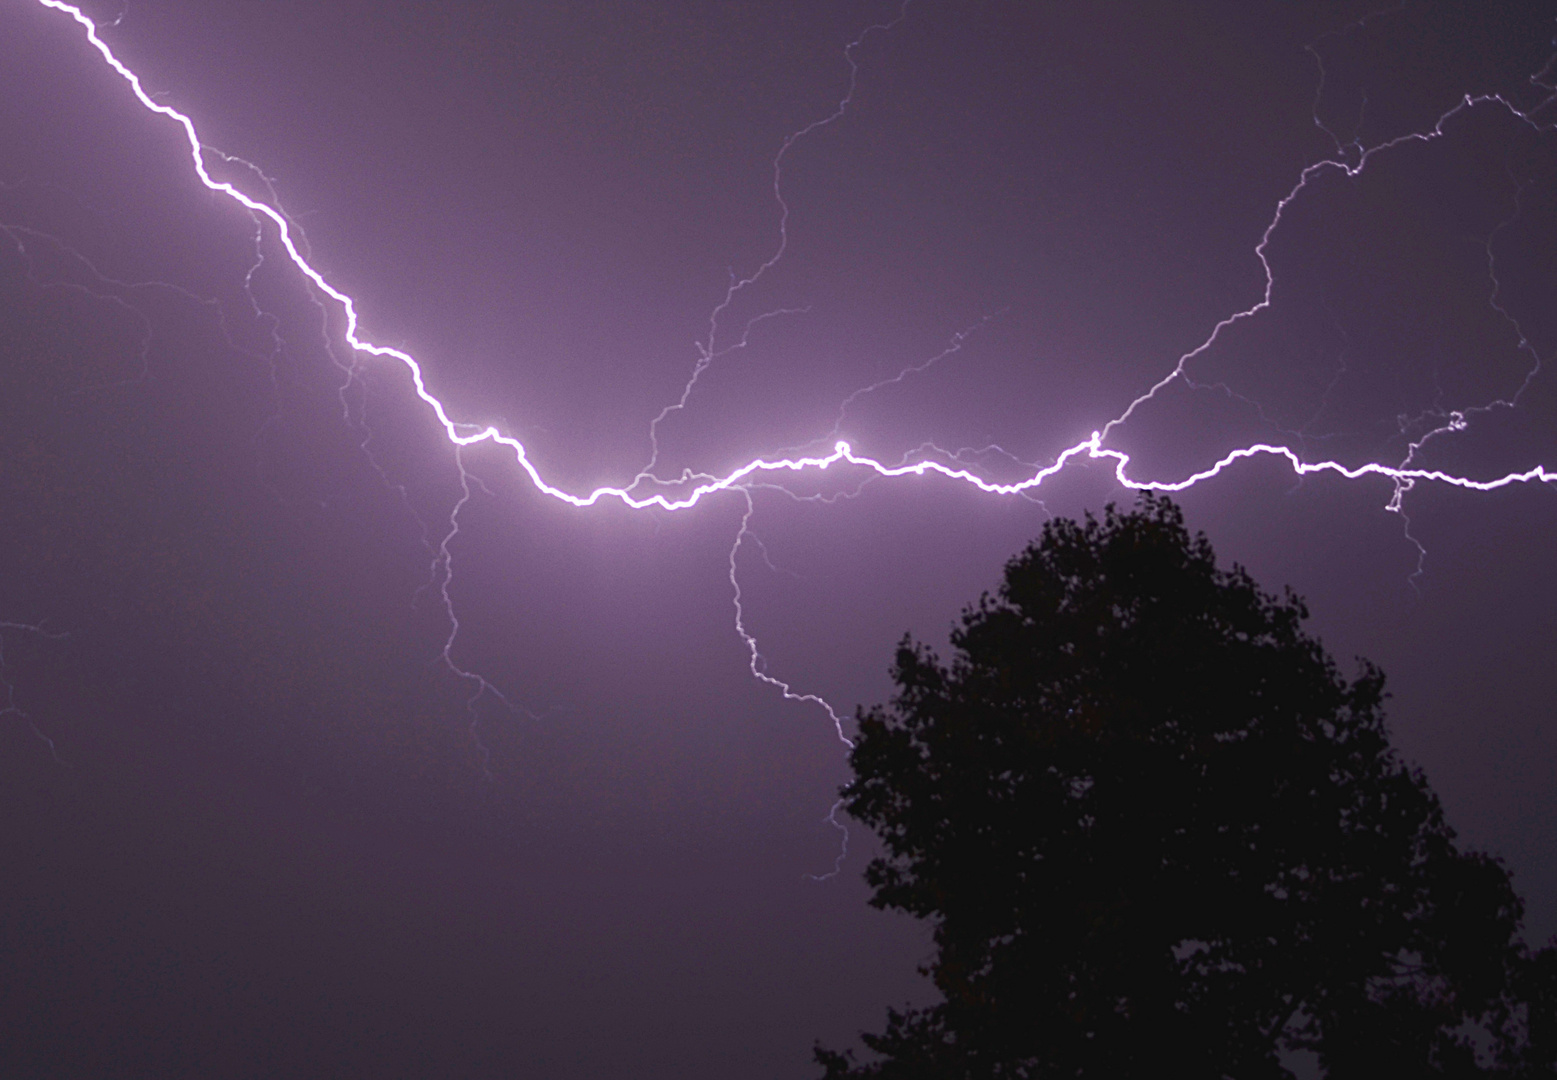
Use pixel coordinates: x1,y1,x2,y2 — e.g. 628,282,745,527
35,0,1557,523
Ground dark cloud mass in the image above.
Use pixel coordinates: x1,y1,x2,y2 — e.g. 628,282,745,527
1,1,1555,1076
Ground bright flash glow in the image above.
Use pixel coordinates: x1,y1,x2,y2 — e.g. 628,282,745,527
34,0,1557,517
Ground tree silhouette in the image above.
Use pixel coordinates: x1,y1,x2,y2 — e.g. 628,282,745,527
819,495,1554,1079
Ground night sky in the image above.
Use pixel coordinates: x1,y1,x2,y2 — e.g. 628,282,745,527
2,2,1556,1076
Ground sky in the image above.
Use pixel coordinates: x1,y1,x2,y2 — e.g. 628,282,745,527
1,1,1555,1076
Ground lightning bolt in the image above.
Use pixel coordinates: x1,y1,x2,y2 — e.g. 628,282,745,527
18,0,1557,852
34,0,1557,508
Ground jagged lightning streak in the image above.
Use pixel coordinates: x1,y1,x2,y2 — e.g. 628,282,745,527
36,0,1557,515
730,490,852,747
1100,93,1553,446
25,0,1557,786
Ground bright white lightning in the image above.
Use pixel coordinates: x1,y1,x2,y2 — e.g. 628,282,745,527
35,0,1557,519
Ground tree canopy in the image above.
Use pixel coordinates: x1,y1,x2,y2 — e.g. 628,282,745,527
819,495,1554,1079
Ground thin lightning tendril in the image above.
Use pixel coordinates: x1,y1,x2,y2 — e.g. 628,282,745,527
730,490,853,748
640,4,911,481
0,621,69,763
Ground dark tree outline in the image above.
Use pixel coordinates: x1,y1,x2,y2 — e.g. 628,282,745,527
820,494,1554,1079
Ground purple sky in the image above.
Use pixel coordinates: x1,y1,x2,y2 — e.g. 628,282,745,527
2,2,1556,1076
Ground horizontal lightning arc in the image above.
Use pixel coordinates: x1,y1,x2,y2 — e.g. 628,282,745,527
37,0,1557,510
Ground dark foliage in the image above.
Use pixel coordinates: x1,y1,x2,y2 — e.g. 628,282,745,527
820,495,1554,1079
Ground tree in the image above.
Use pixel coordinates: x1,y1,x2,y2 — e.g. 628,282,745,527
819,495,1553,1079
